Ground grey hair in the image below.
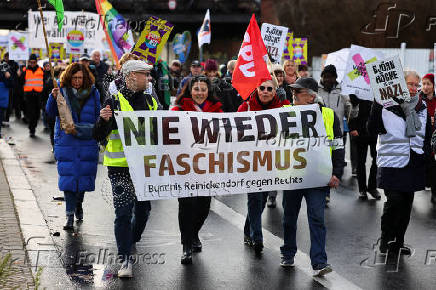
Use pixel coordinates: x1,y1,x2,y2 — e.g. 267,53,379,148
90,49,101,57
404,70,421,82
227,60,237,72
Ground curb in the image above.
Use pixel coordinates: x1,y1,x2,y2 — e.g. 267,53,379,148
0,139,57,276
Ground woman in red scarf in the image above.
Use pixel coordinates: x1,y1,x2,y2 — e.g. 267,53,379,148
238,78,290,254
172,76,223,264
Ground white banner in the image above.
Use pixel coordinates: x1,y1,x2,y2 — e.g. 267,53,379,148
261,23,288,64
8,31,29,60
27,11,106,50
114,105,333,201
367,55,410,108
342,45,385,100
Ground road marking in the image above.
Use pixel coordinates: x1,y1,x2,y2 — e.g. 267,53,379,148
210,198,362,290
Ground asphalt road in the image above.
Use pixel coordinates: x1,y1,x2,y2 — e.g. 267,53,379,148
4,117,436,290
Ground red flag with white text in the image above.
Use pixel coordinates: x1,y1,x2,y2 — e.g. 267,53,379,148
232,14,271,100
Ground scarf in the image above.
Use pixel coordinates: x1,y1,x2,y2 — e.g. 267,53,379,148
398,96,421,137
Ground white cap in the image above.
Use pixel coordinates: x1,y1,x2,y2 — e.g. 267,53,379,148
122,60,153,76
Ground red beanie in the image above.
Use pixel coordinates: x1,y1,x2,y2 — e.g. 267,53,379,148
423,73,434,86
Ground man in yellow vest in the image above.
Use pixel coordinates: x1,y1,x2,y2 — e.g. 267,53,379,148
280,78,345,277
93,60,161,278
22,54,44,137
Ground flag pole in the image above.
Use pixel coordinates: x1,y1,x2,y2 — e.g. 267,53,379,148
36,0,76,134
199,45,203,62
36,0,57,89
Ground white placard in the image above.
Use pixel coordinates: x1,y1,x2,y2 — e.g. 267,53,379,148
8,31,29,60
342,45,385,100
261,23,288,64
114,105,334,201
366,55,410,108
27,11,106,50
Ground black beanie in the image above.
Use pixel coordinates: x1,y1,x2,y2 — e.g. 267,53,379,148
29,54,38,61
321,64,337,78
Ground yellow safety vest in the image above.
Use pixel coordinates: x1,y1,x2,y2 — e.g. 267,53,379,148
103,92,158,167
283,105,335,153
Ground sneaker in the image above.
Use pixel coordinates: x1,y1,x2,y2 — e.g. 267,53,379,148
244,235,253,247
29,132,36,138
325,196,330,203
368,189,381,200
117,260,133,278
313,264,332,277
2,122,9,128
359,191,368,200
280,256,295,267
267,196,276,208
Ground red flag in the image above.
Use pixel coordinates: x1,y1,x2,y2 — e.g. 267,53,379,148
232,14,271,100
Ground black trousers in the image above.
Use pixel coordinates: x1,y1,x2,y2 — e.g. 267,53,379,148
350,134,359,171
381,190,414,245
356,137,377,192
425,156,436,197
24,91,41,133
178,196,211,246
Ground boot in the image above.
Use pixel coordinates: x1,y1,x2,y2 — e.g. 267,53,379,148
75,202,83,221
192,235,202,253
181,244,192,264
63,215,74,231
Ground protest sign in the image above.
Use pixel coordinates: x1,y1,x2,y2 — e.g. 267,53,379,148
8,31,29,60
325,48,350,83
290,37,308,65
69,53,81,63
260,23,288,64
0,47,7,60
30,48,43,59
172,31,192,64
49,43,65,63
113,105,333,201
283,31,293,61
28,10,106,50
131,16,174,64
366,55,410,108
66,30,84,54
342,45,385,100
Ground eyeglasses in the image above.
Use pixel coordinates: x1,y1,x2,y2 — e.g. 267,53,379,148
259,86,274,92
407,82,421,89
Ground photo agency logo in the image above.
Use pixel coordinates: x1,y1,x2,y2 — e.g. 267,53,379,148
361,2,436,37
361,2,416,38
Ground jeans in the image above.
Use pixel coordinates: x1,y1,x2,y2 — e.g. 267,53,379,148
381,190,414,246
64,191,84,216
281,187,328,267
356,137,377,192
114,200,151,259
178,196,211,246
244,192,268,242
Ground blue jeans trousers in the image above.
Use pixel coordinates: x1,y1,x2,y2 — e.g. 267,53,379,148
244,191,268,242
64,191,84,216
280,187,328,267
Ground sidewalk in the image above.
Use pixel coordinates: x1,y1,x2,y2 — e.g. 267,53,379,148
0,158,35,289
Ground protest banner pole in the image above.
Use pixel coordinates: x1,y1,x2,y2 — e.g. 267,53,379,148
36,0,76,134
36,0,57,89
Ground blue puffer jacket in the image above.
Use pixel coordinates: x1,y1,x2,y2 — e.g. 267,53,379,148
0,73,12,108
46,86,100,192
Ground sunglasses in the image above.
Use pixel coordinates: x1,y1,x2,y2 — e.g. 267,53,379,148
259,86,274,92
